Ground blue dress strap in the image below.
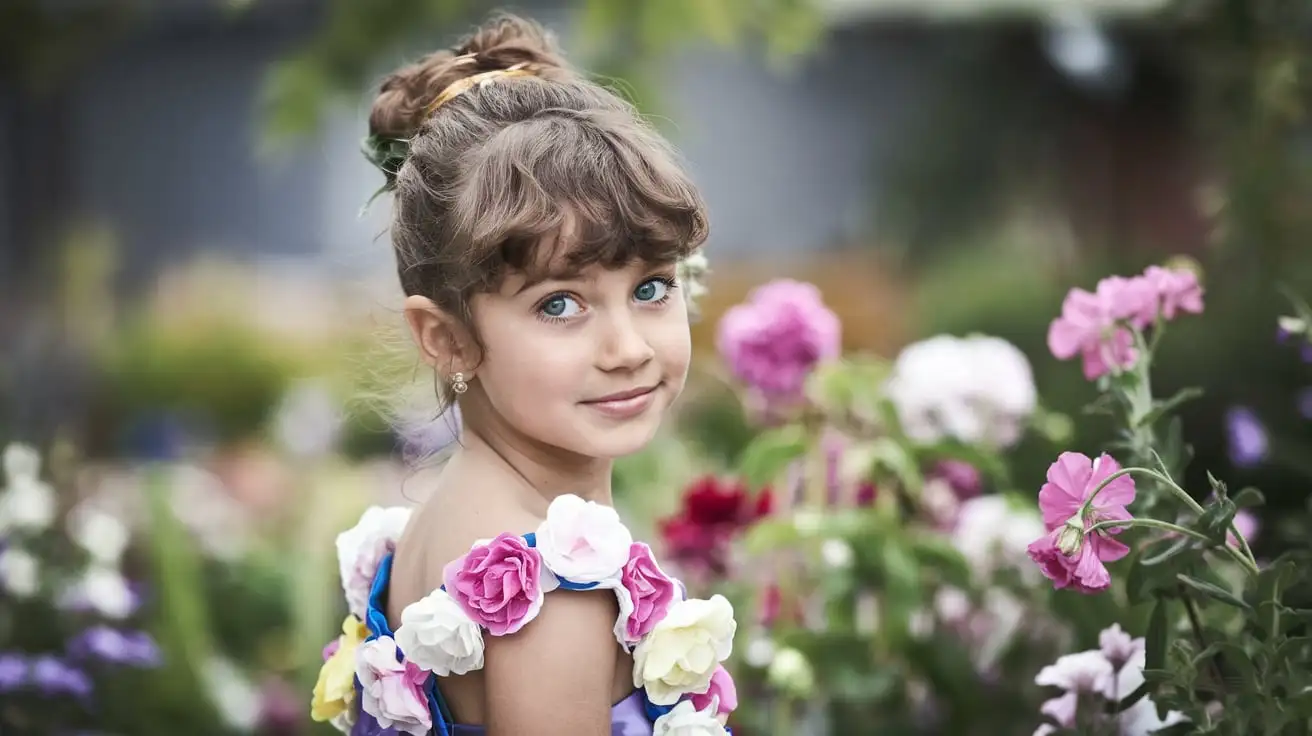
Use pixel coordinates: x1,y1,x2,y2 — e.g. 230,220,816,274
366,552,455,735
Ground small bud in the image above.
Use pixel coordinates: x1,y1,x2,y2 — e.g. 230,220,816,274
1057,517,1085,556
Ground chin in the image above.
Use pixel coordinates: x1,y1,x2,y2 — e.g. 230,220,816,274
565,413,664,460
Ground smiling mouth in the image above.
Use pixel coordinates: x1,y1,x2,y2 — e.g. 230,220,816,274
582,384,660,404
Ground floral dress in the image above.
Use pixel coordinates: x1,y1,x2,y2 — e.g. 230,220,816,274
310,494,739,735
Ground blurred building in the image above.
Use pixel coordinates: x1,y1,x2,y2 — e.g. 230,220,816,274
1,0,1192,295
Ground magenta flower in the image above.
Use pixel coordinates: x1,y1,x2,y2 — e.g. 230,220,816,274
443,533,555,636
1141,266,1203,321
1047,281,1140,380
690,664,739,717
716,279,841,402
1048,266,1205,380
1026,452,1135,594
619,542,678,642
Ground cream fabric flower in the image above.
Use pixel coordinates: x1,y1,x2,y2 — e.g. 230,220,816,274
395,587,485,676
652,700,729,736
535,494,632,583
336,506,412,619
632,595,736,705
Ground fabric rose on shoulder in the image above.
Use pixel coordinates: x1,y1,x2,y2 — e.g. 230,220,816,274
690,665,738,721
355,637,431,736
615,542,678,645
652,700,730,736
535,494,633,583
444,533,558,636
395,588,485,676
633,594,737,705
337,506,412,619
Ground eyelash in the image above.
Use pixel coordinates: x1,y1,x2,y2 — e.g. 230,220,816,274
534,276,679,325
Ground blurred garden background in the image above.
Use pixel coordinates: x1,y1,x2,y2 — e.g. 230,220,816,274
2,0,1312,733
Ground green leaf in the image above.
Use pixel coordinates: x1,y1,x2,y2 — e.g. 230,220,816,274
1146,597,1169,672
908,536,973,589
1196,498,1238,545
1177,573,1251,610
1231,487,1266,509
1205,471,1228,500
737,424,808,490
1135,387,1204,428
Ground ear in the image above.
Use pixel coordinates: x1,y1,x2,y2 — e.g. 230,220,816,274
403,295,478,376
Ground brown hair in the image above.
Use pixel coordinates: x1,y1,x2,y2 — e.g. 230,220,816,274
369,13,708,351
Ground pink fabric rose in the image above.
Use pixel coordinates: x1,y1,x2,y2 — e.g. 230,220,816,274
1026,452,1136,594
691,665,738,717
443,533,556,636
716,279,841,403
355,637,432,736
620,542,678,642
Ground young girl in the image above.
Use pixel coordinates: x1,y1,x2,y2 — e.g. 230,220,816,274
310,14,739,736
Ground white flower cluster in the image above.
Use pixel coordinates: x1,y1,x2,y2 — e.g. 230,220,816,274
885,334,1038,449
337,493,737,735
0,443,135,617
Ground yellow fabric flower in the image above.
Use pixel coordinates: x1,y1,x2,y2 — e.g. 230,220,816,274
311,615,370,723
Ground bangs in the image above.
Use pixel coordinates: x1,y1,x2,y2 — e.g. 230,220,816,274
448,108,708,290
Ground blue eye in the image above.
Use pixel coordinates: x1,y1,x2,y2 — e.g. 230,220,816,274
539,294,582,320
635,278,673,303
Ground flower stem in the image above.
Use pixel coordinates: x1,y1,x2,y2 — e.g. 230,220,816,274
1085,518,1261,576
1179,584,1226,697
1083,467,1205,517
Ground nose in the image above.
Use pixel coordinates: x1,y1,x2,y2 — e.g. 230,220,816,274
596,310,655,373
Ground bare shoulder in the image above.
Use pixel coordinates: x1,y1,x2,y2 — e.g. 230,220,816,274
483,587,622,734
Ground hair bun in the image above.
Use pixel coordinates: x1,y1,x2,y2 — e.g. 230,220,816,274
369,13,569,140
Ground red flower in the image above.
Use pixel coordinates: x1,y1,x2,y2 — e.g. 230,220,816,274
660,476,772,579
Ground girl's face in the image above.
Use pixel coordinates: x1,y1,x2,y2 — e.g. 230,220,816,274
462,256,692,461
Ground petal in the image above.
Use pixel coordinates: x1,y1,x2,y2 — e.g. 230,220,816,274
1087,454,1136,507
1073,545,1111,592
1047,318,1088,361
1091,534,1130,563
1038,453,1093,528
1039,692,1078,728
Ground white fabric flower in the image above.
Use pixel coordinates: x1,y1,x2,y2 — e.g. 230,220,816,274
885,334,1037,449
652,700,729,736
0,546,39,598
632,595,736,705
395,588,485,676
337,506,412,619
0,444,55,533
535,494,632,583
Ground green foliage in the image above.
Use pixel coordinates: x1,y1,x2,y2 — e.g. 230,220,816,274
259,0,823,141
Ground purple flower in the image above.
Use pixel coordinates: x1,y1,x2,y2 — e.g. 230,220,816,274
68,626,161,667
31,656,92,698
716,279,841,403
932,460,983,499
1225,406,1269,468
1297,388,1312,420
0,653,27,691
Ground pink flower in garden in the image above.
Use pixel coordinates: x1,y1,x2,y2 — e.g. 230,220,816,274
1141,265,1204,321
443,533,554,636
1097,623,1143,670
1047,282,1140,380
1026,452,1135,594
716,279,841,401
619,542,679,642
691,664,739,717
355,637,432,736
1048,265,1205,381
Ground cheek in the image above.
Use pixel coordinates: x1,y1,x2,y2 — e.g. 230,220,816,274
652,318,692,388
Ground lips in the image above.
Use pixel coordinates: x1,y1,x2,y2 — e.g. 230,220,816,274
583,384,659,404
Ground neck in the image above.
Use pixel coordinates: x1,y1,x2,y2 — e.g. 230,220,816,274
455,417,615,513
